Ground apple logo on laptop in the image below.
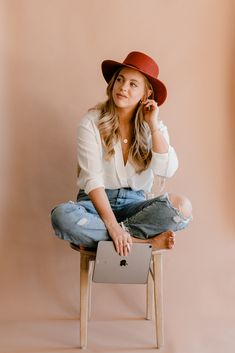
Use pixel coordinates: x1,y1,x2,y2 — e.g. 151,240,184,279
120,259,128,267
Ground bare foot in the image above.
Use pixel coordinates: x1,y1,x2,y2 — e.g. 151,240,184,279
149,230,175,250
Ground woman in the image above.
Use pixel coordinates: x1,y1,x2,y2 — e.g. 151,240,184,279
51,51,192,257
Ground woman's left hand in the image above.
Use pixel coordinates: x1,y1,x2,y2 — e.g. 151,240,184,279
142,99,160,130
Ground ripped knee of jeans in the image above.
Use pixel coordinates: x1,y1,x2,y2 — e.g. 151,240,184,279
168,193,193,220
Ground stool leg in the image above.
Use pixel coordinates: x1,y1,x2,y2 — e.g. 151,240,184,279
146,261,153,320
88,260,94,320
80,254,90,349
153,253,164,349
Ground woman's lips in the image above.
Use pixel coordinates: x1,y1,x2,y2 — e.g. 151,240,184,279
116,93,127,99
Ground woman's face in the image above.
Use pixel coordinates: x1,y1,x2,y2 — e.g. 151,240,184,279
112,67,149,112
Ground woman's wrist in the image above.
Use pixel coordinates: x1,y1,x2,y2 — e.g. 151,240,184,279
149,123,160,134
105,219,121,232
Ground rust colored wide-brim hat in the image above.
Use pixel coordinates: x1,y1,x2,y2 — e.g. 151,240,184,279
101,51,167,106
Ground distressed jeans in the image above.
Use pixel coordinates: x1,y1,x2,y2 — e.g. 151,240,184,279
51,188,191,248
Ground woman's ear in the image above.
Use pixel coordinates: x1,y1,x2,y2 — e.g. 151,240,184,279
148,89,153,98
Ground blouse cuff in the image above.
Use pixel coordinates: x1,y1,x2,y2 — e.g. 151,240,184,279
84,180,105,195
151,146,178,177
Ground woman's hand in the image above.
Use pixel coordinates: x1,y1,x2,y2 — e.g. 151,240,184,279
89,188,133,256
142,99,160,131
107,223,133,256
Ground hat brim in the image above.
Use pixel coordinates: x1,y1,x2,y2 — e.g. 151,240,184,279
101,60,167,106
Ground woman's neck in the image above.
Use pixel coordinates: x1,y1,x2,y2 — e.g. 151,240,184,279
118,111,134,144
115,107,135,124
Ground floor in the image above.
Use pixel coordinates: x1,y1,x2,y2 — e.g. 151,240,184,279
0,317,157,353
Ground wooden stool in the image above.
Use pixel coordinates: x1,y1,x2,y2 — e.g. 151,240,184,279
70,243,164,349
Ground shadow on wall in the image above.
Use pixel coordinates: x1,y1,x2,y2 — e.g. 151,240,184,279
226,16,235,226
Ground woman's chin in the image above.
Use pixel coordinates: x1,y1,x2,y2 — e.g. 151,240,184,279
114,102,137,111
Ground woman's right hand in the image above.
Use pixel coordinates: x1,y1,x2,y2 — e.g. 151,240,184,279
88,188,133,256
107,223,133,256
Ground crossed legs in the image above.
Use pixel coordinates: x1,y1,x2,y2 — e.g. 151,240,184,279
51,192,192,251
130,193,192,250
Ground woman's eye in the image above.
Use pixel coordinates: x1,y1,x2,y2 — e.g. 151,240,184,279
116,77,122,82
130,82,137,87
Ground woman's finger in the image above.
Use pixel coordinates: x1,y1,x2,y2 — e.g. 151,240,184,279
145,101,157,110
123,244,128,257
114,240,120,254
124,242,132,256
115,243,119,254
119,244,124,256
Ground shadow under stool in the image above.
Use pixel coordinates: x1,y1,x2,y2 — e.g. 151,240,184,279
70,243,164,349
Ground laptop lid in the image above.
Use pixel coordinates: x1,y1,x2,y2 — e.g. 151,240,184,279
92,241,152,284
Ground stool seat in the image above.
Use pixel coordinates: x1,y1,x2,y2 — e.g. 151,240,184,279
70,243,96,256
70,242,164,256
70,242,164,349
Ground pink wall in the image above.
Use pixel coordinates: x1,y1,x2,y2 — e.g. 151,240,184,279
1,1,235,352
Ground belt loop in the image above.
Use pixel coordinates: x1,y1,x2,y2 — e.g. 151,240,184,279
117,188,121,198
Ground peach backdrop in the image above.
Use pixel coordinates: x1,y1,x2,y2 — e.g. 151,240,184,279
0,1,235,352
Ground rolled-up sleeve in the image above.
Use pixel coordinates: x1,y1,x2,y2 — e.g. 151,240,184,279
77,118,104,194
150,119,179,178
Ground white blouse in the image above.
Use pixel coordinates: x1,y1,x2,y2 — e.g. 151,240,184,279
77,110,178,194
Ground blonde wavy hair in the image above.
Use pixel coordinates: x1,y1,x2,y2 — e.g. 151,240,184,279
91,68,155,173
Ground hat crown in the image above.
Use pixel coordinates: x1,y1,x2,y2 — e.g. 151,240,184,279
123,51,159,78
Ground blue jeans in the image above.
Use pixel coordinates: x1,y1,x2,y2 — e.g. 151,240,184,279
51,188,191,248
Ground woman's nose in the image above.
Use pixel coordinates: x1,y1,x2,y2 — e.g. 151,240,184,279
120,81,128,91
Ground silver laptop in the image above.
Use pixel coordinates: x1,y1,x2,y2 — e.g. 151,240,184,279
92,241,152,284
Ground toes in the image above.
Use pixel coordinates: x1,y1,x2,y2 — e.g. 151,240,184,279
150,231,176,250
167,235,175,249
